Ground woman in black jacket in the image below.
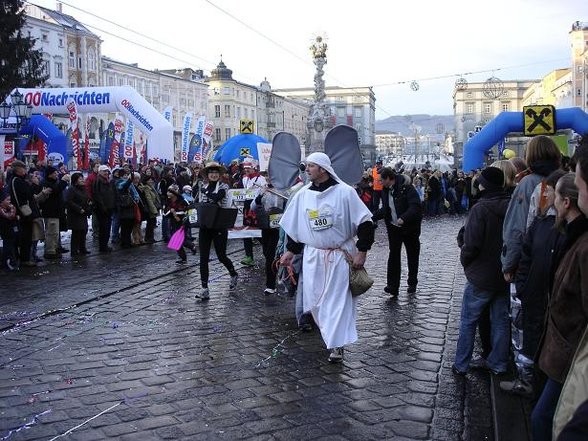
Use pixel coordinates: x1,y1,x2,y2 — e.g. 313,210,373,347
66,172,92,256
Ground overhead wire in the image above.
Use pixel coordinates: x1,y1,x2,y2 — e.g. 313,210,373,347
30,1,572,119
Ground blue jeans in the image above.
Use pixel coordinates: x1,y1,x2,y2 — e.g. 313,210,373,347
454,282,510,373
111,212,120,242
531,378,563,441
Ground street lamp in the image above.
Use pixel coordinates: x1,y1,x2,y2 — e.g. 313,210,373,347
0,89,33,133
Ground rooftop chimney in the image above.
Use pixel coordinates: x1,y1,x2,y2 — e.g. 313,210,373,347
56,2,62,12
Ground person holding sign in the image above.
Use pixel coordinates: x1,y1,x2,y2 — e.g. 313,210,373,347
372,167,423,296
251,177,286,295
279,152,374,363
240,158,266,266
195,162,239,301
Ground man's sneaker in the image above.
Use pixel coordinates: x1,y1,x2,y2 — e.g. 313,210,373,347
229,274,239,290
451,364,467,376
499,379,533,397
197,288,210,301
328,347,344,363
240,256,254,266
175,259,188,265
469,357,489,371
384,286,398,296
263,287,276,295
469,357,506,375
407,285,417,293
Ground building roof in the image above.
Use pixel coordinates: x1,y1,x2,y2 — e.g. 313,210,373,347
35,4,100,39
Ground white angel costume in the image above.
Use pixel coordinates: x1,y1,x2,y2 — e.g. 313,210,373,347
280,153,373,349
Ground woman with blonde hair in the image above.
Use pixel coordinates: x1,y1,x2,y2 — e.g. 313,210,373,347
491,160,517,193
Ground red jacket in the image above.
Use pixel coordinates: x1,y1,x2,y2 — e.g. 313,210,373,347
86,171,97,200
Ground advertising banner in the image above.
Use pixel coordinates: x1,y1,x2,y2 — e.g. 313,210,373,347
17,86,174,161
83,114,91,169
123,120,135,160
66,97,82,169
181,112,192,162
108,117,123,168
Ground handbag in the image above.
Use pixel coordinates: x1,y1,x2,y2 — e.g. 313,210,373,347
11,178,33,217
343,250,374,297
167,226,185,251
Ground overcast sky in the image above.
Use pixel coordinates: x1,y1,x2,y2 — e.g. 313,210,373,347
32,0,585,119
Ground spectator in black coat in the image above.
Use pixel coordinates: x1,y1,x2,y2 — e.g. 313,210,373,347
373,167,423,296
66,172,92,256
453,166,511,375
92,165,115,252
40,166,70,258
8,160,42,266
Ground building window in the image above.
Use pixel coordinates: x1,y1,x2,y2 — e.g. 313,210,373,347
214,105,221,118
224,105,231,118
236,90,240,98
337,107,345,117
68,51,75,68
215,128,221,141
118,78,124,86
42,33,48,42
502,102,510,112
354,107,362,118
225,128,231,140
77,57,82,69
237,107,241,118
88,49,96,71
58,37,64,47
70,82,76,88
466,103,474,114
43,59,50,77
245,108,248,118
466,91,473,98
55,61,62,78
108,76,114,86
483,103,492,114
223,87,230,95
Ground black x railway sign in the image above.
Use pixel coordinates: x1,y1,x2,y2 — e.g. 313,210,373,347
240,119,254,134
523,105,556,136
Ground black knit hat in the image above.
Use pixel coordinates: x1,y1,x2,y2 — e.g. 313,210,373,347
71,172,83,185
46,166,58,176
478,166,504,191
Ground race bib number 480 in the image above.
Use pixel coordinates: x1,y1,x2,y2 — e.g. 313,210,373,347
307,207,334,231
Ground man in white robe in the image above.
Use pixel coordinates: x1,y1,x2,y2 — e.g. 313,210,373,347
279,152,374,362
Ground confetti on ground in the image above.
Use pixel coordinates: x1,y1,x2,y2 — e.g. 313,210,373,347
0,409,51,440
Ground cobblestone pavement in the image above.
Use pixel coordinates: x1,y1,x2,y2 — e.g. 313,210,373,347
0,216,495,441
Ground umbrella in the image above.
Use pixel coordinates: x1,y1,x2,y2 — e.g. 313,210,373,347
213,133,268,166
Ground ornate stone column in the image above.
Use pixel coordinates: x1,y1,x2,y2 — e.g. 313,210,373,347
307,36,333,154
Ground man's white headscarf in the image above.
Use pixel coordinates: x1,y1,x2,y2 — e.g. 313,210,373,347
305,152,343,184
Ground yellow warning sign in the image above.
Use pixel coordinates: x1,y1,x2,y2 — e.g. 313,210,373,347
523,105,556,136
240,119,254,134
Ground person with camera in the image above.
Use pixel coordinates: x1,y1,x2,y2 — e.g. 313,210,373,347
372,167,423,296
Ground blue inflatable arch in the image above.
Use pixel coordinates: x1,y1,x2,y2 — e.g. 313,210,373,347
462,107,588,172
